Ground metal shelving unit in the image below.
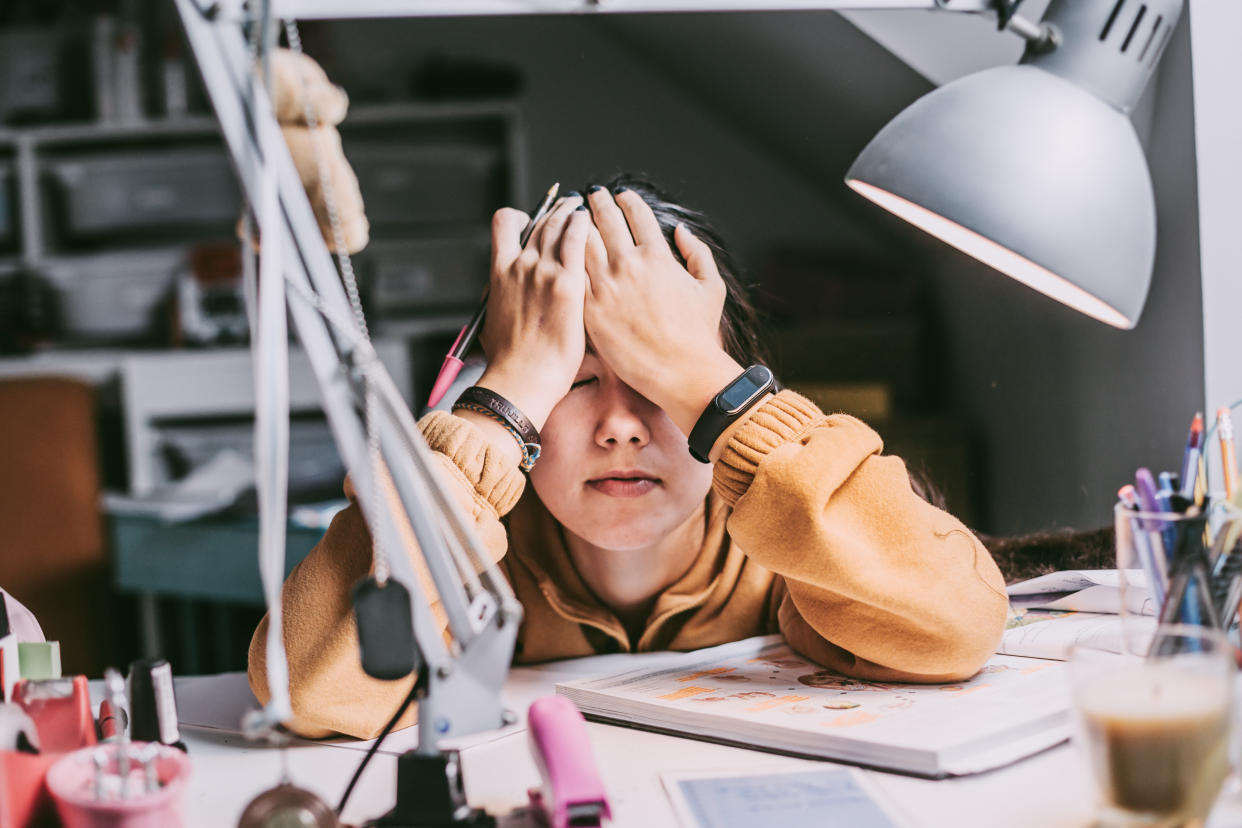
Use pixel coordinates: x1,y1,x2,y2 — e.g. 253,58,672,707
0,100,522,362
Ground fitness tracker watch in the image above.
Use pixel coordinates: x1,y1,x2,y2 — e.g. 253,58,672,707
687,365,777,463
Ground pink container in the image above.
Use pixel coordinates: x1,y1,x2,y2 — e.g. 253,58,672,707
45,742,191,828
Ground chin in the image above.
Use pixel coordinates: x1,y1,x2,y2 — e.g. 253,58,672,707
561,515,672,553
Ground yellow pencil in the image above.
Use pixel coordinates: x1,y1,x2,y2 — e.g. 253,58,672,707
1219,407,1238,501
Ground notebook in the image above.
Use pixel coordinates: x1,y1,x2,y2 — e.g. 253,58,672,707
556,635,1069,778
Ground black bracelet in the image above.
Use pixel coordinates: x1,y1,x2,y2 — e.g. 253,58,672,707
452,386,542,471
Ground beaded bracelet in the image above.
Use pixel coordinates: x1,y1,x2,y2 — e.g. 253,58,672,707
452,400,542,472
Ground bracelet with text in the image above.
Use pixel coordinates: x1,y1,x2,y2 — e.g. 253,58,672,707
452,386,542,472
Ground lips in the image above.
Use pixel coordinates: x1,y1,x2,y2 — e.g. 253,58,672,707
586,471,660,498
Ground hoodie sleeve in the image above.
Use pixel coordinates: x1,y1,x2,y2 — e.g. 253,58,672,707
715,391,1009,682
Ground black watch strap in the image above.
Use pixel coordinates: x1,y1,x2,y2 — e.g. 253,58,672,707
688,365,777,463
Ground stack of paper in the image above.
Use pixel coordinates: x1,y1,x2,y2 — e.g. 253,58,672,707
1001,570,1155,661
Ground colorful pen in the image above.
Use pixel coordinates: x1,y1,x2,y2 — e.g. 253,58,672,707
1179,412,1204,500
426,182,561,409
1135,467,1175,569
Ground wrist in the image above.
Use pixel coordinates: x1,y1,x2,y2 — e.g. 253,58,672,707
475,365,565,432
451,408,524,468
665,351,745,437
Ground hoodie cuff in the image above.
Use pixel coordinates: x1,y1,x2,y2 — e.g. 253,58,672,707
419,410,526,517
713,390,824,506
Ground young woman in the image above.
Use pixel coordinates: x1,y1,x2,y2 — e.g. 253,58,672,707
249,177,1009,739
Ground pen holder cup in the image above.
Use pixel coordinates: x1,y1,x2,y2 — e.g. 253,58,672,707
46,742,190,828
1113,501,1242,636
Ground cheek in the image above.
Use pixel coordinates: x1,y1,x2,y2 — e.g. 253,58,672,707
529,399,590,502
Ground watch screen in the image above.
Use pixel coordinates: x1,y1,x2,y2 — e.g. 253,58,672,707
718,366,770,412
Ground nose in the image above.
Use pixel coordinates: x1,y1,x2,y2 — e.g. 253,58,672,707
593,382,652,449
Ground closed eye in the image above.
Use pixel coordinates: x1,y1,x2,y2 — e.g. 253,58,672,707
570,377,597,391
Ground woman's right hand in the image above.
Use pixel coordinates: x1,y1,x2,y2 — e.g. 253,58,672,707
474,195,589,432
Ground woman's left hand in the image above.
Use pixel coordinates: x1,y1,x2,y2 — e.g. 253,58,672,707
583,187,744,436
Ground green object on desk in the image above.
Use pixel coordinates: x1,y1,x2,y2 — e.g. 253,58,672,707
18,641,61,680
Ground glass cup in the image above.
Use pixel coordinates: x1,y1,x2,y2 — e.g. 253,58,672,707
1114,502,1242,643
1070,624,1234,828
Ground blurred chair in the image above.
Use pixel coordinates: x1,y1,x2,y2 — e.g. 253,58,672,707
0,377,113,677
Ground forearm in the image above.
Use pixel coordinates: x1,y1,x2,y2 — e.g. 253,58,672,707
719,392,1009,680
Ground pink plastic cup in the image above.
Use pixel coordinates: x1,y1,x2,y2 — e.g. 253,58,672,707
46,742,191,828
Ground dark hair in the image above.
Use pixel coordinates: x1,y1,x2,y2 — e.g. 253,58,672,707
582,174,769,368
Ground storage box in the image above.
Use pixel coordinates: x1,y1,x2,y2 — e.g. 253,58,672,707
347,143,503,229
44,149,239,242
42,249,180,342
367,234,490,312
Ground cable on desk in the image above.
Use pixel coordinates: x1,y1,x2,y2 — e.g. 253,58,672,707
336,679,419,816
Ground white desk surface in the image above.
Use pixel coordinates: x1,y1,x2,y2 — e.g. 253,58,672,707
96,652,1242,828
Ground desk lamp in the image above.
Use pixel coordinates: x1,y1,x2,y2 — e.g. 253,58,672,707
173,1,1184,826
847,0,1184,329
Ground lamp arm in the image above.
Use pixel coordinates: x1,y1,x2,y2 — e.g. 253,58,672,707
172,0,521,757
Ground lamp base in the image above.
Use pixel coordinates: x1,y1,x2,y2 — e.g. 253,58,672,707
366,750,495,828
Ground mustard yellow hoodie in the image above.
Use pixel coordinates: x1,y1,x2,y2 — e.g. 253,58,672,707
249,391,1009,739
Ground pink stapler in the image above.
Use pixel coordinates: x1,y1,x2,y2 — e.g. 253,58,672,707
526,696,611,828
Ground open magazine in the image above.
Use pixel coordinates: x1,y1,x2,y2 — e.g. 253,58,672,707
557,635,1069,778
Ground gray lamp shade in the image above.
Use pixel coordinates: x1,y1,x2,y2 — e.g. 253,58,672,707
846,64,1155,329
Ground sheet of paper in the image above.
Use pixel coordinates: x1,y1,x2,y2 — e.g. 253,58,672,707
103,449,255,522
1000,612,1156,660
1031,584,1155,616
1006,570,1147,596
662,767,913,828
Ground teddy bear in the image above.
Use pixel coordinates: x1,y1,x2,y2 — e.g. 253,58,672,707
242,48,369,255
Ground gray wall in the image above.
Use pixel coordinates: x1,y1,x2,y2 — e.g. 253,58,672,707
919,15,1204,534
320,9,1205,536
320,14,889,270
1190,0,1242,490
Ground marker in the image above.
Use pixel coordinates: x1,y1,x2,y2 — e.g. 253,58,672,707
1135,467,1175,570
1180,412,1204,497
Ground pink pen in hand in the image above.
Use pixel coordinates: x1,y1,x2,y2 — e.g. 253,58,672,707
426,182,560,409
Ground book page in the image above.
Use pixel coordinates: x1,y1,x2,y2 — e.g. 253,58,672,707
559,636,1068,773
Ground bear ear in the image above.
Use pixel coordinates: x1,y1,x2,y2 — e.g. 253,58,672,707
269,48,350,128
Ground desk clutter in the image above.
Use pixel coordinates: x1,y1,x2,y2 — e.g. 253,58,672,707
1115,407,1242,636
0,590,189,827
